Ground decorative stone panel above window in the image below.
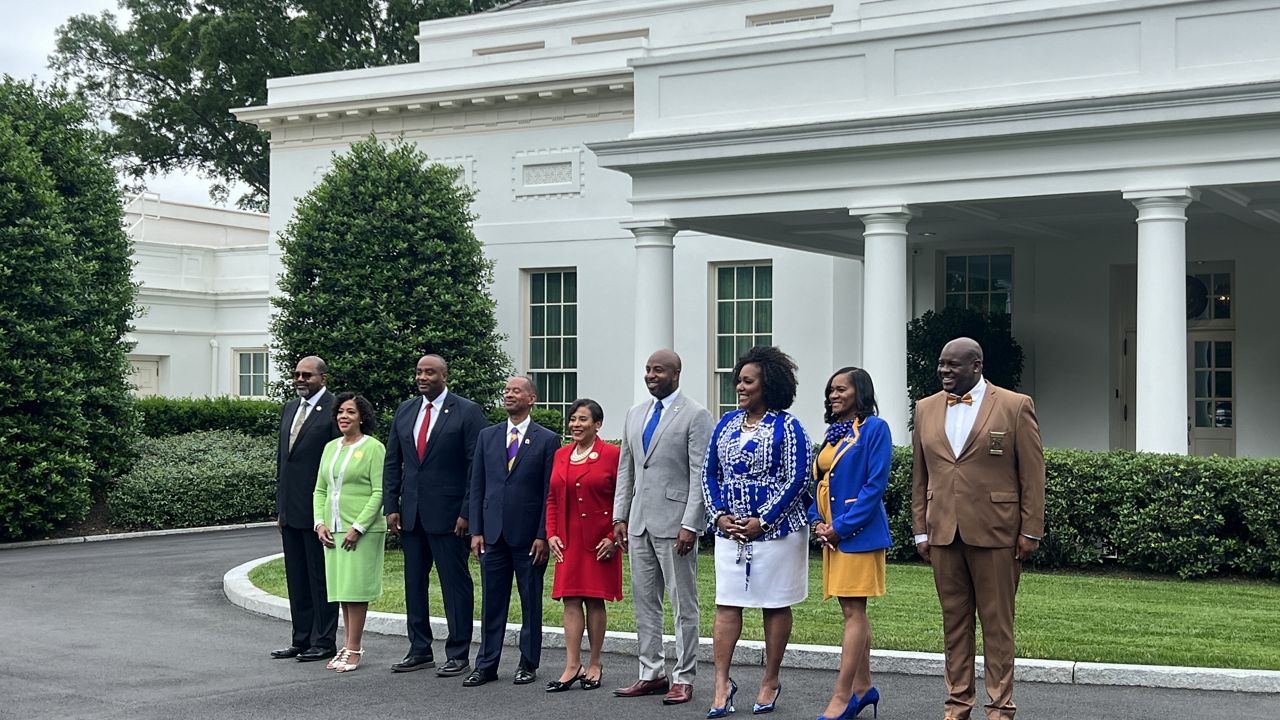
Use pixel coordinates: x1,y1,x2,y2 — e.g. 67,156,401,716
513,148,583,199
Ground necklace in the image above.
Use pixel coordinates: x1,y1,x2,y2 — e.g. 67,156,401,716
569,442,593,463
741,413,764,432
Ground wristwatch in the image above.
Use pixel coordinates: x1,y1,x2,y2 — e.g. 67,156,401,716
758,519,773,534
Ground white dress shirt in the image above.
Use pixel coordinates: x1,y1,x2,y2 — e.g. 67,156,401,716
291,386,328,428
506,415,531,446
413,388,449,447
945,377,988,458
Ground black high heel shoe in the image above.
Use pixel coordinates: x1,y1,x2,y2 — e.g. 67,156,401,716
581,666,603,690
546,666,585,693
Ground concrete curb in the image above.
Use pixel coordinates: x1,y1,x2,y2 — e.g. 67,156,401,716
0,521,278,550
223,554,1280,694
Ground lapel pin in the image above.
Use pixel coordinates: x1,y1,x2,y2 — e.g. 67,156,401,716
588,451,599,460
523,438,531,445
444,408,450,414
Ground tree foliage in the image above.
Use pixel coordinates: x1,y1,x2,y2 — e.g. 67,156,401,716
271,135,510,418
50,0,505,210
0,78,138,540
906,306,1024,408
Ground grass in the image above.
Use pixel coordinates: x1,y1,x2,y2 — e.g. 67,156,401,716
248,550,1280,671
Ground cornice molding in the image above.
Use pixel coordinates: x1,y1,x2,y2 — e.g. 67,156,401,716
591,80,1280,169
233,73,632,127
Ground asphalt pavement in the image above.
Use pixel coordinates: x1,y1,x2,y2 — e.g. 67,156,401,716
1,527,1274,720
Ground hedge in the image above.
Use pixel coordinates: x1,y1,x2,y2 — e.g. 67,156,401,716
139,397,564,440
881,447,1280,579
109,431,275,529
136,397,283,438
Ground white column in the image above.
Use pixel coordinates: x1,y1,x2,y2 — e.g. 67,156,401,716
850,206,913,443
623,220,677,403
1124,188,1197,454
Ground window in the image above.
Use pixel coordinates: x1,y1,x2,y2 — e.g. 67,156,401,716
236,350,268,398
713,264,773,417
1192,339,1232,428
748,5,833,26
944,253,1012,316
528,269,577,425
1188,271,1231,321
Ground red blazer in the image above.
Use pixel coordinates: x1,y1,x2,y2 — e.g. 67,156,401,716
546,440,620,544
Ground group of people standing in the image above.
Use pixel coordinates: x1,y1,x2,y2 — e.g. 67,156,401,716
271,338,1044,720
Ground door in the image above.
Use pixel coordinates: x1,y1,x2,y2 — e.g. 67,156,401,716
1188,332,1235,456
129,358,160,398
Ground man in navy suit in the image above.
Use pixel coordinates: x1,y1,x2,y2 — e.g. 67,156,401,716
270,355,341,662
384,354,487,676
463,375,558,688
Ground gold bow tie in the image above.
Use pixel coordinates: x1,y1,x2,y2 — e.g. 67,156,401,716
946,393,973,406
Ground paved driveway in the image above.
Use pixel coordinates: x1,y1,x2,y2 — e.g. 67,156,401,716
1,527,1274,719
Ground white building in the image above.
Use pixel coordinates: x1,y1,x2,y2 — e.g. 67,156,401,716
219,0,1280,457
125,194,271,398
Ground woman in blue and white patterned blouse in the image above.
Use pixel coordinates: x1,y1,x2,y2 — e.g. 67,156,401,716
701,346,812,719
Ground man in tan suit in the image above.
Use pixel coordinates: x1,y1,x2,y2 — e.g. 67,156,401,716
911,337,1044,720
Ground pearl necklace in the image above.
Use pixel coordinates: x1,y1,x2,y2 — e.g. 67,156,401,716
569,442,593,463
741,414,764,432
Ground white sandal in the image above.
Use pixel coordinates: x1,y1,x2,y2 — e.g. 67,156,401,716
334,648,364,673
325,647,350,670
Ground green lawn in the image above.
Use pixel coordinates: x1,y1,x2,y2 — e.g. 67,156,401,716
248,550,1280,670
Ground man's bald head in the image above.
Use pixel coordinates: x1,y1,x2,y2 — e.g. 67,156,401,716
938,337,984,396
644,349,683,399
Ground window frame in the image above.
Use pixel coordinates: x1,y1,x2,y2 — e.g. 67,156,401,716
233,348,270,399
709,261,774,418
938,249,1015,318
525,268,578,426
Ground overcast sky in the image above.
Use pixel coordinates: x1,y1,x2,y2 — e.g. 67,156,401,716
3,1,246,207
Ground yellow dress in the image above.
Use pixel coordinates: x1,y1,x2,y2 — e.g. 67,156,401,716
816,441,886,600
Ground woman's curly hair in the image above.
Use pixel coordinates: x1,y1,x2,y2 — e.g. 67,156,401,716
732,345,799,411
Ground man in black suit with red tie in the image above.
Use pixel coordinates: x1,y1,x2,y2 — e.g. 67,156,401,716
463,376,558,687
271,355,341,662
384,354,487,676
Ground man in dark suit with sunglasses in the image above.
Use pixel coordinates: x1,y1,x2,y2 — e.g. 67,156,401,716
270,356,341,662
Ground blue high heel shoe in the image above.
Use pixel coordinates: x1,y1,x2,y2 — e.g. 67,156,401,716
847,687,880,719
707,679,738,718
817,694,858,720
752,684,781,714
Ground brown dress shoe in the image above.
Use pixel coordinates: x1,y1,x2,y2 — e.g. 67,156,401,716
613,677,670,697
662,683,693,705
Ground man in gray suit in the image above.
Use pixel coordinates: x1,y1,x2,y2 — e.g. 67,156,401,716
612,349,713,706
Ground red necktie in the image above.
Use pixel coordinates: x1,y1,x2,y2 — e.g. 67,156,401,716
416,403,432,462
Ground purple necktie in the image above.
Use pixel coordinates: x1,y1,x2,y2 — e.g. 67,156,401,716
506,428,519,471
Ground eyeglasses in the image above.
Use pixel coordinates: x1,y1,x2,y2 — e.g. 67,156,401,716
293,371,322,379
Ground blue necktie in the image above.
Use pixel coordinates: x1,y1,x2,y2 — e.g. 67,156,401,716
642,400,664,453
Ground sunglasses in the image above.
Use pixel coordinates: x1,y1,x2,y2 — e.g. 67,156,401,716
292,371,323,379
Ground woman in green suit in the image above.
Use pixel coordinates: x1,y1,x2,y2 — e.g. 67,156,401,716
313,392,386,673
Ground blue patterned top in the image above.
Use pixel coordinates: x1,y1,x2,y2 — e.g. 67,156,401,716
701,409,812,540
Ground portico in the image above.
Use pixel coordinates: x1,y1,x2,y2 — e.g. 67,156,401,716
591,0,1280,455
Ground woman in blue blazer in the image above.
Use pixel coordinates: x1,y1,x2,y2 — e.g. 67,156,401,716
807,367,892,720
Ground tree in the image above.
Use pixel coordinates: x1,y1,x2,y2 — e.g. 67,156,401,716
51,0,506,210
271,135,510,416
0,78,137,540
906,306,1025,420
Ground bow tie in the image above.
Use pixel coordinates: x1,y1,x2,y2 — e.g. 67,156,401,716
946,393,974,407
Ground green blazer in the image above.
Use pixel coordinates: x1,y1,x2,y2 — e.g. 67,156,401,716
313,436,388,535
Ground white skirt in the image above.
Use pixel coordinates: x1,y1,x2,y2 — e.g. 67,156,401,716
714,531,809,608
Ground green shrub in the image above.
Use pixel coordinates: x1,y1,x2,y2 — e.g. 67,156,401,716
881,447,1280,579
484,406,564,434
0,80,137,540
109,431,275,529
136,397,283,438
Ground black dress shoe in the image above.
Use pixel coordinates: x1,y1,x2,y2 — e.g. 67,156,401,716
270,646,305,659
391,655,436,673
437,658,471,677
463,668,498,687
513,666,537,685
297,647,337,662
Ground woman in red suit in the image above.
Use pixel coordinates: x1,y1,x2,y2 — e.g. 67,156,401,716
545,398,622,693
